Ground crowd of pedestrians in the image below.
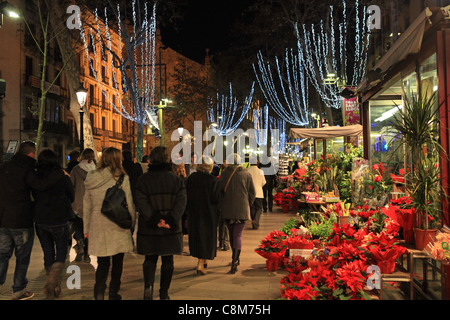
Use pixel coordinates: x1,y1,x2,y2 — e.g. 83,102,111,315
0,141,276,300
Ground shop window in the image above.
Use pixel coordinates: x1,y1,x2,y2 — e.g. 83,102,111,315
419,53,438,113
369,97,404,176
326,137,345,154
402,70,417,101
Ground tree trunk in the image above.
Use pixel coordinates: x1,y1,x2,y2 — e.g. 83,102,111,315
136,123,144,163
44,0,97,158
36,27,48,152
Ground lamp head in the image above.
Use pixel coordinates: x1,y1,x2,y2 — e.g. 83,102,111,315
177,122,183,136
0,2,20,19
75,84,88,108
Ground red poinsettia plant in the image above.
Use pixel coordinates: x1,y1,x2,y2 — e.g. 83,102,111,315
363,231,407,274
283,229,314,249
255,230,287,260
327,222,367,247
280,262,370,300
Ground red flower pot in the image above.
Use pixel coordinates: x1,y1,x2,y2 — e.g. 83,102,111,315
414,228,437,250
337,216,349,226
377,260,396,274
307,260,320,268
266,259,279,271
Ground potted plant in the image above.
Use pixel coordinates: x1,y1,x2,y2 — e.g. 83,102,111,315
255,230,288,271
390,89,446,249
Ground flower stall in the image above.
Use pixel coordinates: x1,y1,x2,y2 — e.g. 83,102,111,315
255,194,439,300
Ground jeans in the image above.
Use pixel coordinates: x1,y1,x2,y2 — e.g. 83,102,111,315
0,227,35,294
35,222,69,268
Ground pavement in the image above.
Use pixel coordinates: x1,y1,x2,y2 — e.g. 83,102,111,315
0,210,297,301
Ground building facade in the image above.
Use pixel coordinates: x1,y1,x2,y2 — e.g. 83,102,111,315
358,3,450,225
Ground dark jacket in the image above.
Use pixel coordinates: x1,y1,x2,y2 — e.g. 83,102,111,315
135,163,187,255
218,165,256,221
66,160,79,174
186,171,221,260
33,168,75,225
0,153,65,229
122,159,143,199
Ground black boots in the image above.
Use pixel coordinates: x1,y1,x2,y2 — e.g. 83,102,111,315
143,285,153,300
229,249,241,274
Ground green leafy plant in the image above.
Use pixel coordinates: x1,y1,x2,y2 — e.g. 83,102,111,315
390,89,447,230
308,216,336,240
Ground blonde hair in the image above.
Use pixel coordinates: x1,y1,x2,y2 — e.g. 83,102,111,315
196,155,214,174
98,147,126,176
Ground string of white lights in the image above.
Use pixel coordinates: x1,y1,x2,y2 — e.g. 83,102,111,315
207,82,255,136
253,49,310,126
79,1,159,129
296,0,370,110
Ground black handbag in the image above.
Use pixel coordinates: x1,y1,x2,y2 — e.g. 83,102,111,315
101,174,132,229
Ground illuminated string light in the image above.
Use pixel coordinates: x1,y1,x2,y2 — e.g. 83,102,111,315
79,1,159,129
270,117,286,154
208,82,255,136
253,49,310,126
295,0,370,110
253,104,269,146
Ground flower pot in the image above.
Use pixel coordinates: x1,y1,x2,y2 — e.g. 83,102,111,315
337,216,349,226
266,259,279,271
414,228,437,250
307,260,320,268
402,228,415,244
377,260,396,274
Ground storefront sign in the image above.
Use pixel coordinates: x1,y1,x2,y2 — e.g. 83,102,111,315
343,94,360,126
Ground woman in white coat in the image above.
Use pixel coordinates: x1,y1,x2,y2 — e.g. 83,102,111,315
83,147,136,300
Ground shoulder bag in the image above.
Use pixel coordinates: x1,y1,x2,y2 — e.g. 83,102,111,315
101,174,132,229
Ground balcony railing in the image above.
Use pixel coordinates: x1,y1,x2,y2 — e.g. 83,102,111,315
22,118,70,136
27,75,61,96
92,127,127,141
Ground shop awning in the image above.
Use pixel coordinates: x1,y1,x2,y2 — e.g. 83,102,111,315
357,7,433,92
289,124,363,139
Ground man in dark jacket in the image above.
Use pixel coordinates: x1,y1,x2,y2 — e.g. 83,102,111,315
0,141,65,300
135,146,187,300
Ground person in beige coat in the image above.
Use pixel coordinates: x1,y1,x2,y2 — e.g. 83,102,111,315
83,147,136,300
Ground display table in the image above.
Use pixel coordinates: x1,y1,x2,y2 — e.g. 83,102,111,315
297,197,340,213
377,247,447,300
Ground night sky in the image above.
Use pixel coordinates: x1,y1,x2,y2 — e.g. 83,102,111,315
159,0,252,64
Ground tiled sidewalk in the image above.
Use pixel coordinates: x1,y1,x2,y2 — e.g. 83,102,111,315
0,211,296,300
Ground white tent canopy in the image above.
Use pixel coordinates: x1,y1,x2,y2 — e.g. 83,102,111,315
289,125,363,139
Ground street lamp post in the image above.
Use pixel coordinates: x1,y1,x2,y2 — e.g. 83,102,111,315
76,84,88,152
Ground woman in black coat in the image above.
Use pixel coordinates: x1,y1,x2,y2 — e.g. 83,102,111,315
33,149,75,299
186,156,221,275
135,147,187,300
